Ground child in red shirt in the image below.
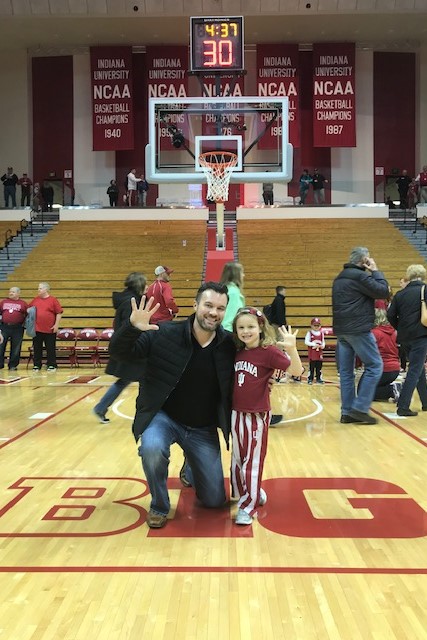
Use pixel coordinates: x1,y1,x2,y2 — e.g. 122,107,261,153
305,317,325,384
231,307,303,525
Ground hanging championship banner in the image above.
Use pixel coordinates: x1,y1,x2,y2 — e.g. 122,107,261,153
313,43,356,147
256,44,300,148
146,46,189,151
90,46,134,151
201,75,245,140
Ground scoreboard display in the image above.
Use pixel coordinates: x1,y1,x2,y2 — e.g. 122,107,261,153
190,16,244,72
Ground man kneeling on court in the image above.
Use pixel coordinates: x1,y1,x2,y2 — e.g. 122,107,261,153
109,281,235,528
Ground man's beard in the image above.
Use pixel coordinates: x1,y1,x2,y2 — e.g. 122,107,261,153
195,312,220,333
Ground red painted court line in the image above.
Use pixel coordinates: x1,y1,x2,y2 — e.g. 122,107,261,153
328,381,427,449
1,565,427,575
0,387,101,450
371,408,427,448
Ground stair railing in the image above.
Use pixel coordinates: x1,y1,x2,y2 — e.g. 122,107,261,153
18,219,33,248
3,228,12,259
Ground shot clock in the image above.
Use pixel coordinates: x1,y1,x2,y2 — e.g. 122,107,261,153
190,16,244,72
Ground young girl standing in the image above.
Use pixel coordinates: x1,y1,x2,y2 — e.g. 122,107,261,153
231,307,303,525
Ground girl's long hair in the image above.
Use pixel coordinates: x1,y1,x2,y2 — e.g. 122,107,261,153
232,306,276,349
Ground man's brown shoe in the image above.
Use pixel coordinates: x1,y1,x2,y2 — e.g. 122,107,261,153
146,510,168,528
179,458,192,488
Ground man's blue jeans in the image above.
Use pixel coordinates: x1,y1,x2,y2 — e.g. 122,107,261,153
138,410,226,516
398,337,427,411
94,378,131,415
337,333,383,415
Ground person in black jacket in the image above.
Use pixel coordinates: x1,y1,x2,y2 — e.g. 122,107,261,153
106,179,119,207
109,281,235,529
1,167,18,207
396,170,412,210
93,272,147,423
332,247,389,424
269,286,287,334
387,264,427,416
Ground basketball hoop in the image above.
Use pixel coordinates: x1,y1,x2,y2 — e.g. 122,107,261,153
199,151,238,203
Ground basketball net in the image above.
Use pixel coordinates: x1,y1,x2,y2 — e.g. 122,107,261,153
199,151,238,203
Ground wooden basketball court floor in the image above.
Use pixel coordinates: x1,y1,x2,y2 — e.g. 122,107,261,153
1,364,427,640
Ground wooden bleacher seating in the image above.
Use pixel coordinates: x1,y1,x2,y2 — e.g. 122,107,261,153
3,220,206,363
2,217,425,368
238,218,424,360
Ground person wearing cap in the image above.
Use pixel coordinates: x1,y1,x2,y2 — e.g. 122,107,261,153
332,247,389,424
305,318,325,384
1,167,19,208
145,266,179,323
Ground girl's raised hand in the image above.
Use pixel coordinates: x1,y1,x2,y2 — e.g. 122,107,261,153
129,296,160,331
276,324,298,351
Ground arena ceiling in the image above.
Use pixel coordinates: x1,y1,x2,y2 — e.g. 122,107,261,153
0,0,426,53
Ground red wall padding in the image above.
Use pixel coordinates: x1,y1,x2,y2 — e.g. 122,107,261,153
289,50,331,202
32,56,74,184
374,52,416,187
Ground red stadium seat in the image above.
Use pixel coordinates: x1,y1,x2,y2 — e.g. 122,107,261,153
27,328,77,368
74,328,99,366
97,328,114,365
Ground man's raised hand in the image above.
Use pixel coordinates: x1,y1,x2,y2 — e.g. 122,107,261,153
130,296,160,331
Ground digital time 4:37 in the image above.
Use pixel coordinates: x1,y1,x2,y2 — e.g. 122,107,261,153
190,16,244,72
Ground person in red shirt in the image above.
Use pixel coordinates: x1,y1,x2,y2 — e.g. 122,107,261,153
360,309,401,402
0,286,28,370
230,307,303,525
145,266,179,323
305,317,326,384
415,164,427,204
18,173,33,207
29,282,63,371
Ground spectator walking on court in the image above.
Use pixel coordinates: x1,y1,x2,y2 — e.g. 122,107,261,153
93,272,147,424
145,266,179,323
387,264,427,416
332,247,389,424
